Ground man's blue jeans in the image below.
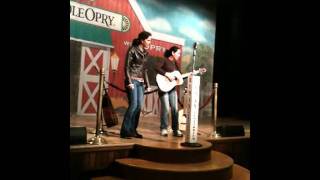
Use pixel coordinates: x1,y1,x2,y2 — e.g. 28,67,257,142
121,80,145,136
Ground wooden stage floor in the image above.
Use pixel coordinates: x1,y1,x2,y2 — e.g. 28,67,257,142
70,115,250,179
70,114,250,146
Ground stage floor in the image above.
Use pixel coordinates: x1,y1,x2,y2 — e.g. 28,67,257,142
70,114,251,178
70,114,250,145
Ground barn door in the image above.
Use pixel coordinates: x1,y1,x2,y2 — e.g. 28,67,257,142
77,45,110,115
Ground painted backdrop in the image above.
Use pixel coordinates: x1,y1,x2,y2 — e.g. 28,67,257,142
70,0,216,120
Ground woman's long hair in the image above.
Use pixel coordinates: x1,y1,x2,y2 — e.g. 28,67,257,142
132,31,152,46
164,46,179,58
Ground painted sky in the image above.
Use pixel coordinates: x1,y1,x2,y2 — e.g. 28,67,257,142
136,0,216,51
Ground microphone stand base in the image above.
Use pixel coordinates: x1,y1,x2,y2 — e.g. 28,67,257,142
180,142,202,147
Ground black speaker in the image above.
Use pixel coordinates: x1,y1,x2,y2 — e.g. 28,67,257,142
217,125,245,137
70,127,87,145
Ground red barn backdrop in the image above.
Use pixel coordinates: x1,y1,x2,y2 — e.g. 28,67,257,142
71,0,185,116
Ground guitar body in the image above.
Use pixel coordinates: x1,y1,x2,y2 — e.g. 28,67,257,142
156,71,183,92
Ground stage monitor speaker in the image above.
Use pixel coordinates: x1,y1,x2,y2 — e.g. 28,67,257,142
217,125,245,137
70,127,87,145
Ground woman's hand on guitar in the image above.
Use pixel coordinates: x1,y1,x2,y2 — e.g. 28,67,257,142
199,68,207,75
165,72,175,81
176,78,182,85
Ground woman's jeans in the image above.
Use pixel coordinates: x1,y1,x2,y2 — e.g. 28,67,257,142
121,80,145,136
159,89,179,131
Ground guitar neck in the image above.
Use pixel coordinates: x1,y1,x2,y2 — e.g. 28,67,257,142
181,70,199,79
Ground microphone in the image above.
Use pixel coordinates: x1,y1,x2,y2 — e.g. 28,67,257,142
193,42,199,49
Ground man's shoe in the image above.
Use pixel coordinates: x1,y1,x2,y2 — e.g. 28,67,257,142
161,129,168,136
173,130,183,137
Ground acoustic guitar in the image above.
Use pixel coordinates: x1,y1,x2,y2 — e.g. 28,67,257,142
156,68,206,92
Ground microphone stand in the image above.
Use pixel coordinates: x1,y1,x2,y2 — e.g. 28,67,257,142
192,42,198,72
181,42,202,147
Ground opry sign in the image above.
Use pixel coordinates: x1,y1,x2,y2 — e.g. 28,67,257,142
70,1,130,32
